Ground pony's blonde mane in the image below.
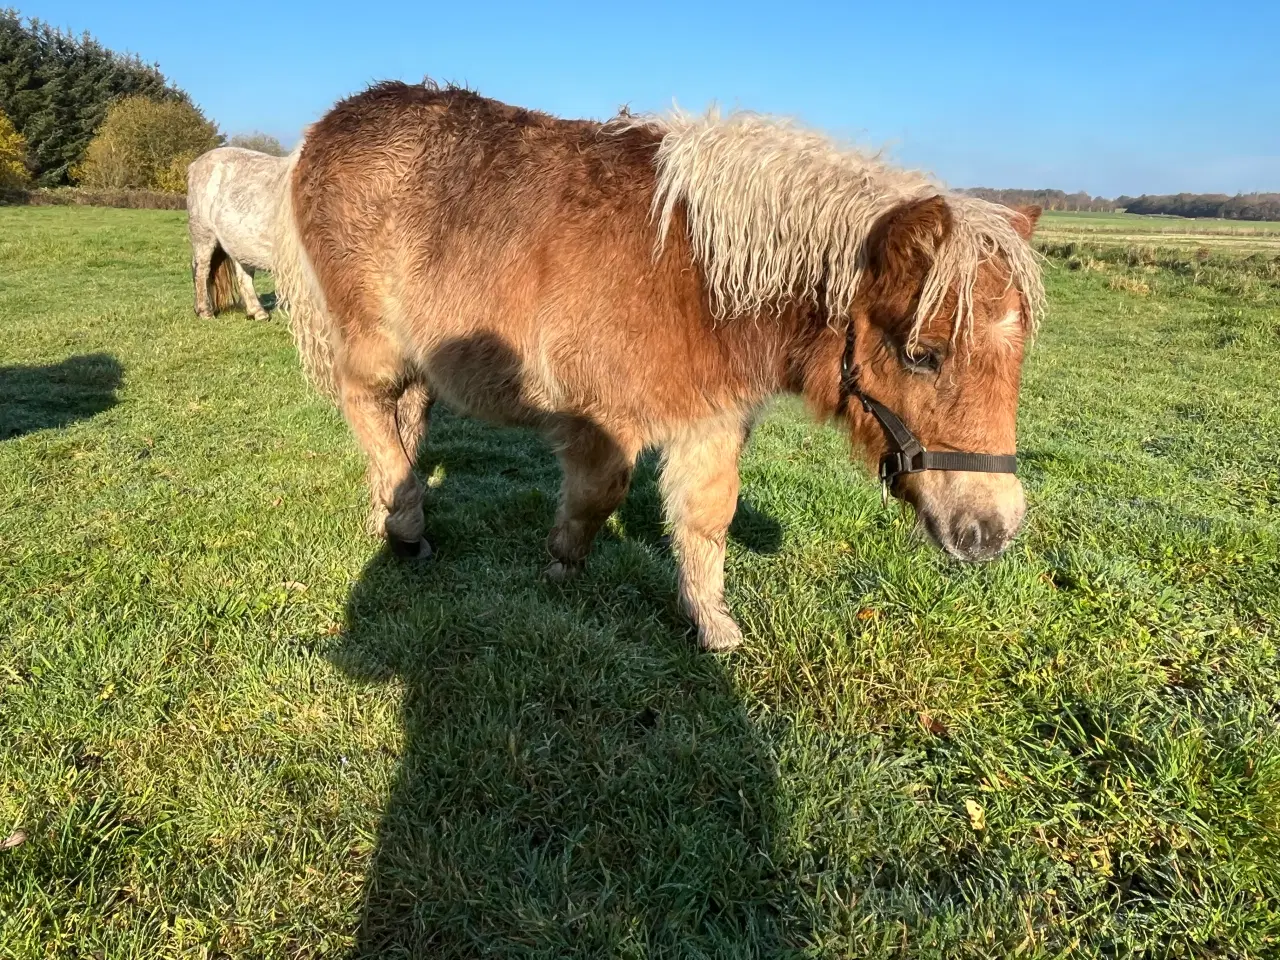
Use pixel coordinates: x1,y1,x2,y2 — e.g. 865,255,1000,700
272,139,341,398
621,109,1044,340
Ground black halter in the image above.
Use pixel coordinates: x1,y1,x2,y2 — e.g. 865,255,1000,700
838,321,1018,490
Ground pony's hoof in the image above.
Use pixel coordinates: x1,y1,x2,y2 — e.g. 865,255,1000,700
196,310,214,320
388,536,433,562
542,559,582,583
697,616,743,653
251,310,270,322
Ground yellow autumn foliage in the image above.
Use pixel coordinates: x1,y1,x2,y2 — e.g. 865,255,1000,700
76,96,219,192
0,108,31,190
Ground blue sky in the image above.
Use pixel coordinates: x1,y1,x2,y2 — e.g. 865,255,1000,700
20,0,1279,196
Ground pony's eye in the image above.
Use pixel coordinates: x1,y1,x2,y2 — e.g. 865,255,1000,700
901,343,943,374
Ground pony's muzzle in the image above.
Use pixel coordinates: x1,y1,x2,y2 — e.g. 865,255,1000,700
900,471,1027,562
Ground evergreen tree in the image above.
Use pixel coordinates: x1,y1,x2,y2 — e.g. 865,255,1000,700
0,10,198,185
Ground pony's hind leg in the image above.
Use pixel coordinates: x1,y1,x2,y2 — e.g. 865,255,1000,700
544,420,637,582
339,365,431,560
659,414,749,652
190,232,216,319
232,259,271,321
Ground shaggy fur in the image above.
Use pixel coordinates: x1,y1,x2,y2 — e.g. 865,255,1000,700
206,245,240,314
271,145,336,393
622,109,1044,343
272,81,1042,652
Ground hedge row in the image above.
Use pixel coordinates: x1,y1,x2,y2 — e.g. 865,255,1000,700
0,186,185,209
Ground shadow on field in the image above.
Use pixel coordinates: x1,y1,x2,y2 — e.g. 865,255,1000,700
0,352,123,439
331,405,797,957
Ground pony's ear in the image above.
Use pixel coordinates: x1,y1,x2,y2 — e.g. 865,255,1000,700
865,196,953,311
1010,204,1041,240
867,195,952,273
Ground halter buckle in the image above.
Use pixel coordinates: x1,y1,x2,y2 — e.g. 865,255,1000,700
878,444,927,484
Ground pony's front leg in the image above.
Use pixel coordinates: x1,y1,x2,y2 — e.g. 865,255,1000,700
660,415,748,652
339,372,431,560
395,381,433,465
544,421,636,581
232,260,270,321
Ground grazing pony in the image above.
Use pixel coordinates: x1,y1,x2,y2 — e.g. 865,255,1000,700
186,146,289,321
273,82,1044,651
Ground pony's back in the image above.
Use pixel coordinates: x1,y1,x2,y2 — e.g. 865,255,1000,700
186,147,290,272
275,83,685,400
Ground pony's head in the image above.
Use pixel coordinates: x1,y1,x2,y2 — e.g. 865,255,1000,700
847,196,1041,562
634,109,1043,560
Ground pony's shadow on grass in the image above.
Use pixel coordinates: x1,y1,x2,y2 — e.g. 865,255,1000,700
0,352,123,440
331,407,795,957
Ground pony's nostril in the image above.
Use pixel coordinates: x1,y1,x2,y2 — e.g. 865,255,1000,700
947,516,1010,561
952,520,983,553
978,518,1007,549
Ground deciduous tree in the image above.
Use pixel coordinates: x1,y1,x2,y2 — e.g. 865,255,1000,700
228,131,286,156
0,105,30,189
76,96,220,191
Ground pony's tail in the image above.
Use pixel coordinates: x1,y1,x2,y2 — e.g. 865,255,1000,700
271,142,339,399
208,245,241,315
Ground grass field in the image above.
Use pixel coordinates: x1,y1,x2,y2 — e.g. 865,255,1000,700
1040,211,1280,253
1,206,1278,958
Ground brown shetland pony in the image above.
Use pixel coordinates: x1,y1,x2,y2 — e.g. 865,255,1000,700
273,81,1044,652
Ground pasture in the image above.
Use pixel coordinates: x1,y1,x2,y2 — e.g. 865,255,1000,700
1,206,1278,957
1039,210,1280,254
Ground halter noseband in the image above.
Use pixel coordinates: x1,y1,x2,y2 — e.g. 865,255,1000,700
838,320,1018,495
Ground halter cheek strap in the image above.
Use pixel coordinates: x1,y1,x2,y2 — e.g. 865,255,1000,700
838,321,1018,489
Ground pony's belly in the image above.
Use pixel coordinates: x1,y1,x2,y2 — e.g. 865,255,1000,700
217,232,272,271
417,335,563,428
401,315,717,442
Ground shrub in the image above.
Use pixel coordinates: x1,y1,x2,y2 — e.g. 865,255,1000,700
0,107,30,189
1108,275,1151,296
228,132,286,156
152,149,200,193
76,96,220,191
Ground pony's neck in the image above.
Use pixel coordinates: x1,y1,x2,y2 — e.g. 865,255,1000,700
708,298,846,417
782,301,847,417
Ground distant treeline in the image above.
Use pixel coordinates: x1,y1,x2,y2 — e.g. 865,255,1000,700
965,188,1118,213
965,187,1280,222
1119,193,1280,221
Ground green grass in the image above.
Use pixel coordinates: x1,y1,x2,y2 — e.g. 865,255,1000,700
1,205,1278,958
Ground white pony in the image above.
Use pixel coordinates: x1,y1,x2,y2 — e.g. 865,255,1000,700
186,146,289,320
